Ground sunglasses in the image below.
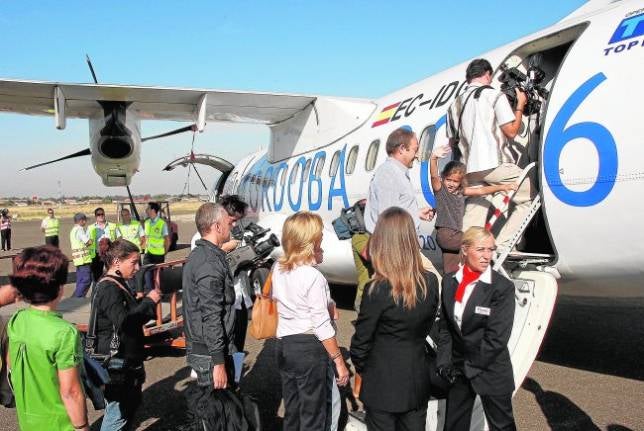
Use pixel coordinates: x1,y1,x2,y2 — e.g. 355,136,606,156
96,213,105,216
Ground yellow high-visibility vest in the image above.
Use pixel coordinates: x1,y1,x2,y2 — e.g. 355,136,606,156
144,218,167,256
43,217,60,237
88,222,117,258
117,221,143,251
69,225,92,266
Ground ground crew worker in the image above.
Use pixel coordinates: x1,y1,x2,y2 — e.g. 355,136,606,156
116,208,145,253
88,207,117,283
70,213,93,297
41,208,60,247
143,202,169,292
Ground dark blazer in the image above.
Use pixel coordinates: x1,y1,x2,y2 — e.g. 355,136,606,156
350,271,439,413
437,269,515,396
94,276,157,363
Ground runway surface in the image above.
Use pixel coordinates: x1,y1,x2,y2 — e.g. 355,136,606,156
0,218,642,430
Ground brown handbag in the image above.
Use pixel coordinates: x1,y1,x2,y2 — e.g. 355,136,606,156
249,271,278,340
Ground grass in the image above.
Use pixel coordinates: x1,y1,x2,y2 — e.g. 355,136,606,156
6,201,204,222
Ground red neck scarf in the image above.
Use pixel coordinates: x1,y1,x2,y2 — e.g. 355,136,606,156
455,265,482,303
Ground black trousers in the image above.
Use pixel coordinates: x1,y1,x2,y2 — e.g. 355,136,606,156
143,253,165,293
90,255,105,283
277,334,329,431
0,229,10,250
445,376,516,431
365,406,427,431
45,235,59,248
234,305,249,353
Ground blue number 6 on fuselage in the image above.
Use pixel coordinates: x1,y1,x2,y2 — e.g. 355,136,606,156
543,72,618,207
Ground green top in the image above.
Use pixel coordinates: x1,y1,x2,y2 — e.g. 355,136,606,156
7,308,82,431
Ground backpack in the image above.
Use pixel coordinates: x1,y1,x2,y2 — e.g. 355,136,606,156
332,201,367,240
186,384,261,431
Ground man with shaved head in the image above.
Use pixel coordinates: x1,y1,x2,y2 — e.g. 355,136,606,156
183,202,239,407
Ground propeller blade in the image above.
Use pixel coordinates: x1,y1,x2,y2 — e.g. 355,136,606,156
21,148,91,171
85,54,99,84
141,124,197,142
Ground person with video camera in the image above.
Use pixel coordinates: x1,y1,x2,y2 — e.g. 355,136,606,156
446,58,532,254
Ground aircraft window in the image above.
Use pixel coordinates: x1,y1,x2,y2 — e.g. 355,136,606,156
419,124,451,171
314,154,326,177
303,159,312,182
346,145,359,175
289,162,301,185
280,166,288,187
329,150,341,177
365,140,380,171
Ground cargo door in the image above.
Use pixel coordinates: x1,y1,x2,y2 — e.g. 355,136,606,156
163,153,234,198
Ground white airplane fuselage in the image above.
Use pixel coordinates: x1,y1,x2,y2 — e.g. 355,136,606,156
219,0,644,290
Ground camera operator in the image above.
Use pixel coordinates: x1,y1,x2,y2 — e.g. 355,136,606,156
446,58,533,253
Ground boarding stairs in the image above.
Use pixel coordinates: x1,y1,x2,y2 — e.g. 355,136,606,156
489,162,556,277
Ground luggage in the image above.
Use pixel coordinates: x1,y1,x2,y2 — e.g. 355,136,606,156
186,384,261,431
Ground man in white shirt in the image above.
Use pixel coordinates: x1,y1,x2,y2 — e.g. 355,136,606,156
447,59,532,251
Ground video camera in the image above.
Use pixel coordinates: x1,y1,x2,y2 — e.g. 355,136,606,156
226,222,280,275
498,55,549,116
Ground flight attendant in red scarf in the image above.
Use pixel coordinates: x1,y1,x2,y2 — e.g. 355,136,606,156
436,227,516,431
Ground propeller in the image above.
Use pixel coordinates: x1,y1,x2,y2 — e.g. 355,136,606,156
141,123,198,142
21,148,91,171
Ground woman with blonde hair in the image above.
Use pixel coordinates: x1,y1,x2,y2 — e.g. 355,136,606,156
436,227,517,430
350,207,440,430
272,211,349,431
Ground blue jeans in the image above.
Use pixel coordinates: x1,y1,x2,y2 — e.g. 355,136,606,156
101,383,142,431
73,264,92,297
328,362,340,431
101,400,129,431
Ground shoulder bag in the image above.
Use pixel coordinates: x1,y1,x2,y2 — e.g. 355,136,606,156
84,277,138,391
248,270,278,340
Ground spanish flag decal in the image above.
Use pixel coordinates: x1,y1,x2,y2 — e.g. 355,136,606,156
371,102,400,128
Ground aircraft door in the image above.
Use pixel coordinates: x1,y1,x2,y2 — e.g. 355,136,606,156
163,154,234,199
540,5,644,277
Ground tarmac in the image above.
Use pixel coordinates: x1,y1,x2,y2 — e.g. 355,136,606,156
0,218,643,430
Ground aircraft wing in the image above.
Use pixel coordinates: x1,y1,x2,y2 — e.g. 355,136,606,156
0,78,324,124
0,78,377,161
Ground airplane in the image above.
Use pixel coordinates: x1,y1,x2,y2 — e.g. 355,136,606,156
1,0,643,429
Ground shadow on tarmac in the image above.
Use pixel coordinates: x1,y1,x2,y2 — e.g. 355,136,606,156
522,378,634,431
241,338,284,430
90,366,193,431
537,295,644,381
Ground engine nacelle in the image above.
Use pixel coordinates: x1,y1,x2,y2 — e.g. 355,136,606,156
89,101,141,186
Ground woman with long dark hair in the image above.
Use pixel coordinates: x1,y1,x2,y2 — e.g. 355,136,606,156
350,207,440,430
7,246,89,430
92,238,160,430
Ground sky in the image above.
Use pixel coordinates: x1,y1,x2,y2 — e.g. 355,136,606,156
0,0,587,198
